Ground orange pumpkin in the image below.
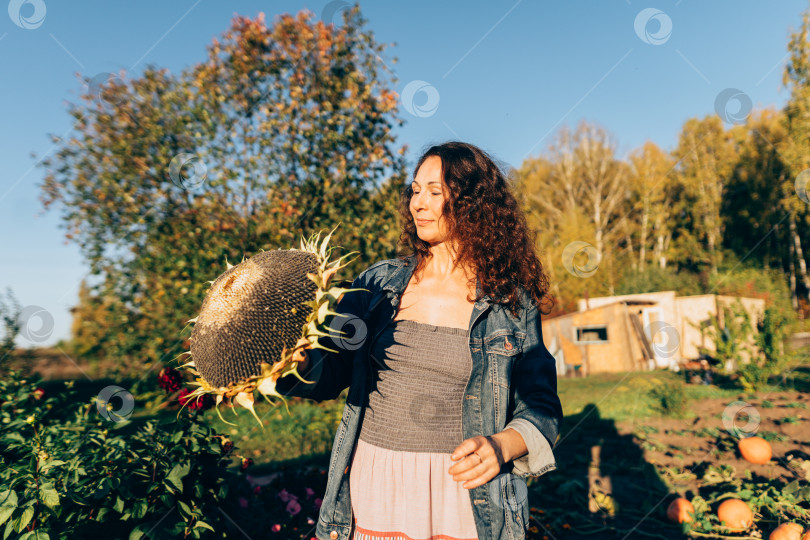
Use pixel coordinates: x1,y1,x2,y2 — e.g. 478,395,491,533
769,523,804,540
802,529,810,540
666,498,695,523
717,499,753,531
738,436,772,464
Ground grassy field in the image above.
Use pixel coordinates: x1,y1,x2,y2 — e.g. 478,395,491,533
24,359,806,538
201,369,758,463
556,369,740,422
190,363,810,538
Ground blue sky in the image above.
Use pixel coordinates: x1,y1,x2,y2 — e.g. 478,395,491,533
0,0,806,348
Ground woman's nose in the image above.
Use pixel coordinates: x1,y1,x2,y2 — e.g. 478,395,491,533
412,191,427,210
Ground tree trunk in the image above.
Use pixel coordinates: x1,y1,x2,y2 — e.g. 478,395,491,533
653,211,662,269
790,232,799,311
657,234,667,269
594,198,604,268
706,210,718,276
544,246,563,308
654,211,670,270
626,232,637,272
639,203,648,271
790,212,810,304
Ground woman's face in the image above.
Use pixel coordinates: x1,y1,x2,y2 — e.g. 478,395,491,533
410,156,452,245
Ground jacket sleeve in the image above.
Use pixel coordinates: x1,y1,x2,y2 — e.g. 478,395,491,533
505,301,563,478
274,271,371,402
504,418,556,478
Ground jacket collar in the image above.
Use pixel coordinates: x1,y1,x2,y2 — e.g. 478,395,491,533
382,253,492,305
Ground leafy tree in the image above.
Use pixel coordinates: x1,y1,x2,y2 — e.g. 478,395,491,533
67,279,126,363
516,120,629,311
671,116,742,276
724,109,790,271
626,141,677,271
613,264,703,297
779,6,810,315
38,5,406,372
0,288,21,363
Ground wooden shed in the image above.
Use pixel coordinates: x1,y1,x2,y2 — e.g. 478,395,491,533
542,291,765,377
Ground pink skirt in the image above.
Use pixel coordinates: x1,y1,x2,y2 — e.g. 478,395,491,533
349,438,479,540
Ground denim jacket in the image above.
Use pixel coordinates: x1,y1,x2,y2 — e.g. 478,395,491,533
275,254,563,540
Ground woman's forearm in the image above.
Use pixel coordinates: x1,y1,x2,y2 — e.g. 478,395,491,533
493,427,528,464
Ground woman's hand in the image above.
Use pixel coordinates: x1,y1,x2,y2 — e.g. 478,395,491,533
289,337,312,372
448,430,526,489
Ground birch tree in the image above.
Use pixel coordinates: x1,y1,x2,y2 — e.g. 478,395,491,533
779,6,810,312
516,120,628,305
627,141,676,270
671,116,739,275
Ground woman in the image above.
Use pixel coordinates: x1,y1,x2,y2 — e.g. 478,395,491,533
276,141,563,540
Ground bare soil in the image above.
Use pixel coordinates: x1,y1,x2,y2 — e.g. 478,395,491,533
526,389,810,539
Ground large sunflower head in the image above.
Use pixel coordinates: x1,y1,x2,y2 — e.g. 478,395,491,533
177,226,362,426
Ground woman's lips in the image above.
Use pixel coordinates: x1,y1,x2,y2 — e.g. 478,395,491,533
416,219,432,225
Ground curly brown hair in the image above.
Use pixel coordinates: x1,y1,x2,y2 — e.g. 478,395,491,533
396,141,554,318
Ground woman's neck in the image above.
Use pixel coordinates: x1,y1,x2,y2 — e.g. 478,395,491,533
422,240,476,284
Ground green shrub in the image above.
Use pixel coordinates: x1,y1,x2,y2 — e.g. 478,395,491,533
737,307,797,392
707,263,795,327
647,381,689,418
614,265,704,297
695,299,797,392
0,373,236,539
694,299,756,375
755,306,793,371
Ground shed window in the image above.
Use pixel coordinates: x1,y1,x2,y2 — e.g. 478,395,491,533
575,326,608,343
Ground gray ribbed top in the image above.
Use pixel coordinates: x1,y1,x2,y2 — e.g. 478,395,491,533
359,318,472,454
